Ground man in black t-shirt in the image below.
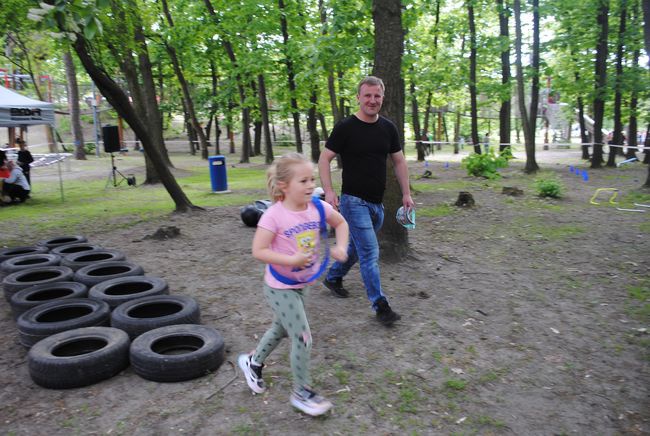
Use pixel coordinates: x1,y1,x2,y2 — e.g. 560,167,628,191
318,76,414,326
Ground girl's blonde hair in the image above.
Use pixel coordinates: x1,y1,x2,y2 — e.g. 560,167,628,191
267,152,312,202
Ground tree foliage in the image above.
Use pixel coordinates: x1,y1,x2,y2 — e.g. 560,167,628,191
1,0,647,208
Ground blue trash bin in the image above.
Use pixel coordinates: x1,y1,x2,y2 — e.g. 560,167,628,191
208,155,228,192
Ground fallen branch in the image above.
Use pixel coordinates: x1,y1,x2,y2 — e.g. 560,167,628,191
206,360,238,399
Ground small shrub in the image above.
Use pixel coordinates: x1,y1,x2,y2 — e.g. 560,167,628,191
84,142,96,155
500,146,514,160
461,150,509,179
535,178,564,198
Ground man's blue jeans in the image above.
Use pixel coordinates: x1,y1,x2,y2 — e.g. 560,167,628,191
326,194,386,309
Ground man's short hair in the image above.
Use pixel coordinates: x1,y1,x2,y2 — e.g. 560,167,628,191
357,76,385,94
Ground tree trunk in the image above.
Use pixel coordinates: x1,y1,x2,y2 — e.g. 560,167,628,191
258,74,274,164
423,91,432,136
642,0,650,185
160,0,209,160
327,73,340,124
278,0,303,153
132,10,172,178
28,72,56,152
307,90,320,163
577,95,591,159
497,0,511,152
226,99,236,154
338,71,346,121
372,0,408,261
526,0,540,173
63,50,86,160
454,110,461,154
318,112,328,141
591,0,609,169
410,76,424,161
72,37,197,212
607,0,627,167
625,48,639,161
319,0,340,126
468,3,481,154
514,0,540,173
209,59,219,155
252,121,261,156
204,0,251,162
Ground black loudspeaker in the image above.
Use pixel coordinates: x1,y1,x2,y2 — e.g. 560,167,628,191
102,125,121,153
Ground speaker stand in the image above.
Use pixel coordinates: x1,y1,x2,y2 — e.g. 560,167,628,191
105,153,136,188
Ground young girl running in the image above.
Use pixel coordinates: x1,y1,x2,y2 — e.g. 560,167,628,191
238,152,349,416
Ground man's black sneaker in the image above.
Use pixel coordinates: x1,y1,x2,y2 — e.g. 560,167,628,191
376,298,401,326
323,278,349,298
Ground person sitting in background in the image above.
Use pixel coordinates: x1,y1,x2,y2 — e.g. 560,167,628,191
15,139,34,186
0,150,9,179
1,160,31,204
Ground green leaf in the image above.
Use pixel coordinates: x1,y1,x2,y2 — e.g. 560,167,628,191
83,16,97,39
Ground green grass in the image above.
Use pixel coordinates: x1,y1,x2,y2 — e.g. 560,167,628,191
2,164,268,245
332,362,350,386
412,180,483,193
616,191,650,221
511,217,586,241
628,281,650,322
418,203,455,218
397,381,422,414
641,221,650,234
444,379,467,391
470,414,507,429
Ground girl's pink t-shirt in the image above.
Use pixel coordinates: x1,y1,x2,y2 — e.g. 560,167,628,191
257,199,334,289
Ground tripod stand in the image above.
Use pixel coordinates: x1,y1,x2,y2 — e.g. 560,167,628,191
105,153,136,187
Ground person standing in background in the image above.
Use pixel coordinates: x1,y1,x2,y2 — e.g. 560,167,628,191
16,139,34,186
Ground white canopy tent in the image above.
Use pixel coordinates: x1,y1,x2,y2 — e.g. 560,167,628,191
0,86,55,128
0,86,69,201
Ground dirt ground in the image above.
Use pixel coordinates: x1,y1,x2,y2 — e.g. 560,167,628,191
0,147,649,435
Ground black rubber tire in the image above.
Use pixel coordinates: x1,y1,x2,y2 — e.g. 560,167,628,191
73,261,144,287
61,249,126,271
10,282,88,320
130,324,225,382
17,298,111,348
88,276,169,309
3,266,75,302
50,243,103,256
1,253,62,278
28,326,130,389
0,246,49,263
37,236,88,250
111,295,200,339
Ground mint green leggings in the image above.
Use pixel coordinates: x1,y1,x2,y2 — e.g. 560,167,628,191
253,284,312,389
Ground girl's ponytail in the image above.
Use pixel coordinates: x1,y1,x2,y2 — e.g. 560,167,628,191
266,163,284,202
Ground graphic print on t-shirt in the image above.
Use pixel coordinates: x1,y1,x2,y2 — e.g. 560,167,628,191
292,228,317,272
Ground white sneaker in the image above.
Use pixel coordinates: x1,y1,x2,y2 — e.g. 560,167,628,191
238,353,266,394
290,386,332,416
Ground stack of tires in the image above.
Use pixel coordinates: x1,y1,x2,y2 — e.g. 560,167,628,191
0,235,225,389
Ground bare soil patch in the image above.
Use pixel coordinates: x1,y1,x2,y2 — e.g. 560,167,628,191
1,149,649,435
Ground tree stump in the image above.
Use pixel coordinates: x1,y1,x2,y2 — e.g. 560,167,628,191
145,226,181,240
502,186,524,196
455,191,475,207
